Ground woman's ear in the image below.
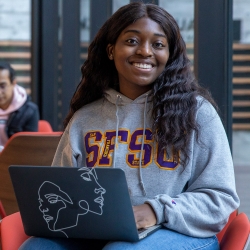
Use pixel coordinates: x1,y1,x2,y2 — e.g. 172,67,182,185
106,44,114,60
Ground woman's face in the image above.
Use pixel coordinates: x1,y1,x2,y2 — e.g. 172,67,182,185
107,17,169,100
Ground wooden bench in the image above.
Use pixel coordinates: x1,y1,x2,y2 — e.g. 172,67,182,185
0,132,62,215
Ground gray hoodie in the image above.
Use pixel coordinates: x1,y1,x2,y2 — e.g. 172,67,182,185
52,88,239,238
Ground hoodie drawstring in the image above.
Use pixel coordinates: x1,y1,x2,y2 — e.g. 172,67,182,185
113,95,122,168
113,93,148,196
139,94,148,196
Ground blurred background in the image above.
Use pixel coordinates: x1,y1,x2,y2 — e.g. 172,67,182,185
0,0,249,220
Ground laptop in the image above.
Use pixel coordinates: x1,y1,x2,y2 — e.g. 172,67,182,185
9,166,161,242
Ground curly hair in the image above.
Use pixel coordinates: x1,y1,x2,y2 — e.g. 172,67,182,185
64,2,217,166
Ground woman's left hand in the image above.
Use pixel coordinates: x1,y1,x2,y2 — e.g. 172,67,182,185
133,204,157,229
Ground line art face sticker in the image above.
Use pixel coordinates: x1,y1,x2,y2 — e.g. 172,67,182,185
38,167,106,237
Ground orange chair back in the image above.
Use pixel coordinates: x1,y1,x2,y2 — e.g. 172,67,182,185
38,120,53,132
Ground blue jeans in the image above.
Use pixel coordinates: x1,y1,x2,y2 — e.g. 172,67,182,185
19,229,219,250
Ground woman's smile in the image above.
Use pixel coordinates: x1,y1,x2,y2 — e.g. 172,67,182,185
133,63,153,69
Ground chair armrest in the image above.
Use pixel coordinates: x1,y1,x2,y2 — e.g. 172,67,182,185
217,210,237,242
220,213,250,250
1,212,30,250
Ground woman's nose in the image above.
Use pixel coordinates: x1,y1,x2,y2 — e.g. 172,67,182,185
136,43,153,57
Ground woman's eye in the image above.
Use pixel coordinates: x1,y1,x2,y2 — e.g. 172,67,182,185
154,42,164,48
126,39,137,44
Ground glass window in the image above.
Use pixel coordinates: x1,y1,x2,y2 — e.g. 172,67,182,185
80,0,90,65
159,0,194,44
0,0,31,94
232,0,250,130
80,0,90,42
231,0,250,218
112,0,129,13
232,0,250,165
159,0,194,67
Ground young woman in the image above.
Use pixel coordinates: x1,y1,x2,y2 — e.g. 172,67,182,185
20,2,239,250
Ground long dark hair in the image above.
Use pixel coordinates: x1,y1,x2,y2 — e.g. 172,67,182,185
64,2,217,165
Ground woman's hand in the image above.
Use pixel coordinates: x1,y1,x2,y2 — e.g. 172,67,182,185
133,204,157,229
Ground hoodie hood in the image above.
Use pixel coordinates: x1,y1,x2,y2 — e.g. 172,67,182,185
0,85,27,146
105,88,153,105
0,84,27,115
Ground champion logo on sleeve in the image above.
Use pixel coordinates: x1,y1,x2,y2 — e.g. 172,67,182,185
172,200,176,205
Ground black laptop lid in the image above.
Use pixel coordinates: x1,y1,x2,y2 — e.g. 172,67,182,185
9,166,140,242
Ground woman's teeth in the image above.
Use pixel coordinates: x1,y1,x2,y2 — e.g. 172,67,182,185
133,63,152,69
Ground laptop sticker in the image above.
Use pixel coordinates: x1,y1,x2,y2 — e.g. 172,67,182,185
38,167,106,237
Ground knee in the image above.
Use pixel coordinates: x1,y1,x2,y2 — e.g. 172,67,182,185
103,241,140,250
19,237,79,250
19,237,50,250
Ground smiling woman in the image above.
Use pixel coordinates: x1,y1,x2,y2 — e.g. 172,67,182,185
19,2,239,250
106,17,169,100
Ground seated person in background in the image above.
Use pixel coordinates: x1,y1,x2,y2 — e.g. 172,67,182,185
0,62,39,150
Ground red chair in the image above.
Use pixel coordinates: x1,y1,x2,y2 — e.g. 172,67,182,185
0,200,6,219
0,212,30,250
220,213,250,250
1,211,249,250
38,120,53,132
216,209,238,242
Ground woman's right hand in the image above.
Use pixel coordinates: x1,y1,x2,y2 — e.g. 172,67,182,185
133,204,157,229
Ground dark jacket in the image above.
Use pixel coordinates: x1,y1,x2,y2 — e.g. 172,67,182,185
5,97,39,138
